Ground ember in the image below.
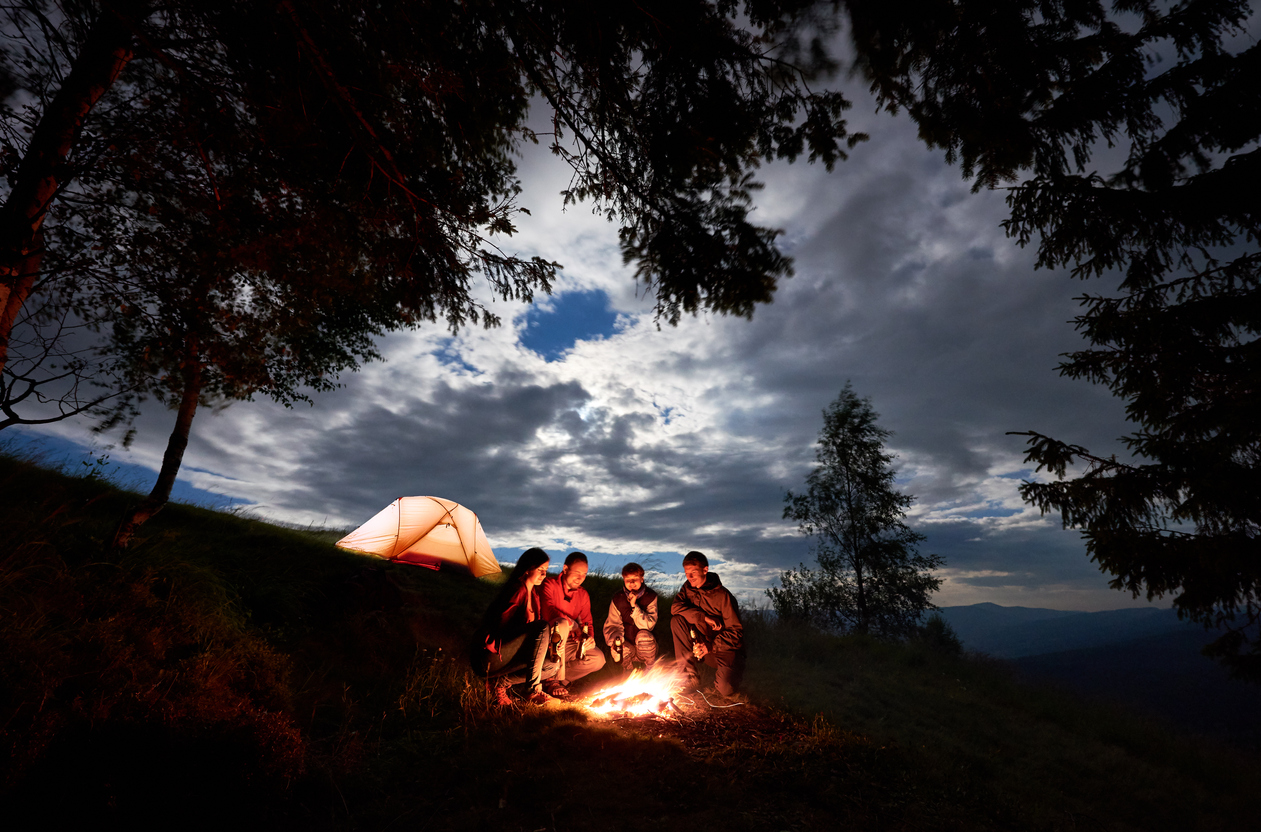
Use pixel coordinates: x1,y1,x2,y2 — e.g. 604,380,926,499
584,667,684,718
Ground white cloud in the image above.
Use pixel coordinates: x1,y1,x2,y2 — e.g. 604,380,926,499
24,86,1155,614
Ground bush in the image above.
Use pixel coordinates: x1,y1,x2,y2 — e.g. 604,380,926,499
912,613,964,657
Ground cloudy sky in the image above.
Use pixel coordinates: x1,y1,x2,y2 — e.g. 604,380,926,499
14,67,1162,613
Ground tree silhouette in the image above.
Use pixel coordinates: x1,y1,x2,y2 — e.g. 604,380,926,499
770,383,943,638
73,128,392,548
0,0,863,403
1,0,863,545
844,0,1261,679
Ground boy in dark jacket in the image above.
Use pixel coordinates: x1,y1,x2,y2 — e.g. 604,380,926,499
603,562,659,673
670,551,746,697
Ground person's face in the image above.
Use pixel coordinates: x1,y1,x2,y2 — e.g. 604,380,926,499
527,562,549,587
684,563,708,588
561,561,588,591
623,573,644,592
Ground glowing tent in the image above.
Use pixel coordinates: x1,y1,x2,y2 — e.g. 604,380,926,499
336,496,500,577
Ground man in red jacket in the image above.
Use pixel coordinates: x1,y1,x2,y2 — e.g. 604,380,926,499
539,551,606,697
670,551,746,697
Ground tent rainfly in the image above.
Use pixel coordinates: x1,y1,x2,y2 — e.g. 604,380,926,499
336,496,500,577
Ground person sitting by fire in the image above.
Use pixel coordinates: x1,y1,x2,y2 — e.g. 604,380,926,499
470,548,562,707
538,551,606,697
603,562,659,674
670,550,746,698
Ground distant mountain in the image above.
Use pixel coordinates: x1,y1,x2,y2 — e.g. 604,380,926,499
939,603,1259,750
938,602,1190,659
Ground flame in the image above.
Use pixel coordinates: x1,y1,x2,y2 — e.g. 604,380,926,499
583,665,685,718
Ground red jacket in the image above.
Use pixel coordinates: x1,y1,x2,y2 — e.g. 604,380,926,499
539,574,595,634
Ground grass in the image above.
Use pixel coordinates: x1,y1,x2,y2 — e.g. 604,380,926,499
0,447,1257,830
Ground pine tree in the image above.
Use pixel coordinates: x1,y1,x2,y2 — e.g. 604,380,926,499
844,0,1261,679
770,383,943,638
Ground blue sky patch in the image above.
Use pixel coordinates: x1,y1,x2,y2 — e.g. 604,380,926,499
433,338,480,374
3,429,250,511
520,289,619,362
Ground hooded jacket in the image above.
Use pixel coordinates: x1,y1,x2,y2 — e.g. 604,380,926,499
671,572,744,653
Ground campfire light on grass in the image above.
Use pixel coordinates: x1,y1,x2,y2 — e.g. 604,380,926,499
583,666,684,718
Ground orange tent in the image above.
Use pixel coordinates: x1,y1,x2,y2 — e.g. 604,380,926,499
336,496,500,577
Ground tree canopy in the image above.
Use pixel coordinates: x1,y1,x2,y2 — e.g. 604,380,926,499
843,0,1259,676
0,0,862,541
770,383,944,638
1,0,862,389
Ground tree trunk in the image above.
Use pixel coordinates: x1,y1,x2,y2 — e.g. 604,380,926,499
853,559,868,635
110,356,202,551
0,9,136,376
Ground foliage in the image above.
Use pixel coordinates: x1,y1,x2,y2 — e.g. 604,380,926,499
842,0,1261,678
912,612,964,657
58,65,411,546
0,0,864,418
770,383,943,638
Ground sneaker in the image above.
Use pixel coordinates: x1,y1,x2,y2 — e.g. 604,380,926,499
488,682,513,707
528,689,559,706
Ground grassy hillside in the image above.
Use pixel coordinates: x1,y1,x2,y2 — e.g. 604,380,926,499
1,448,1257,830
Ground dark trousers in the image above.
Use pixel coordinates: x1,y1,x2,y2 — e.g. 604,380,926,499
670,614,746,696
472,620,556,692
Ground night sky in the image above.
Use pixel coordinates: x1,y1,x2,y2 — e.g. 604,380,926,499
13,79,1159,613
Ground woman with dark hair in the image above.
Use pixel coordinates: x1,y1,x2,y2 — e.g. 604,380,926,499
471,547,560,706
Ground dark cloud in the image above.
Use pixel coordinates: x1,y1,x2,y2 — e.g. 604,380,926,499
274,379,592,523
25,94,1160,613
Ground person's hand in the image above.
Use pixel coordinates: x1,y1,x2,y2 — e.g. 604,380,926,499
705,616,722,632
693,641,709,660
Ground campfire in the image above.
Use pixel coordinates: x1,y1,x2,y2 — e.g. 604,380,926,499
583,666,685,718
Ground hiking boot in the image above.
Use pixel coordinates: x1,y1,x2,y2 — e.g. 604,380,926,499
488,682,514,708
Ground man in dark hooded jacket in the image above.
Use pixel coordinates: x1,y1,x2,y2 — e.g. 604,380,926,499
670,551,746,697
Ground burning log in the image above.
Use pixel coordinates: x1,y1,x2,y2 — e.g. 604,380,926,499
591,692,620,709
619,692,654,709
583,667,687,718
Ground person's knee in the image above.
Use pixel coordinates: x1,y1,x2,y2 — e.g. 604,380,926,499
635,631,658,660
